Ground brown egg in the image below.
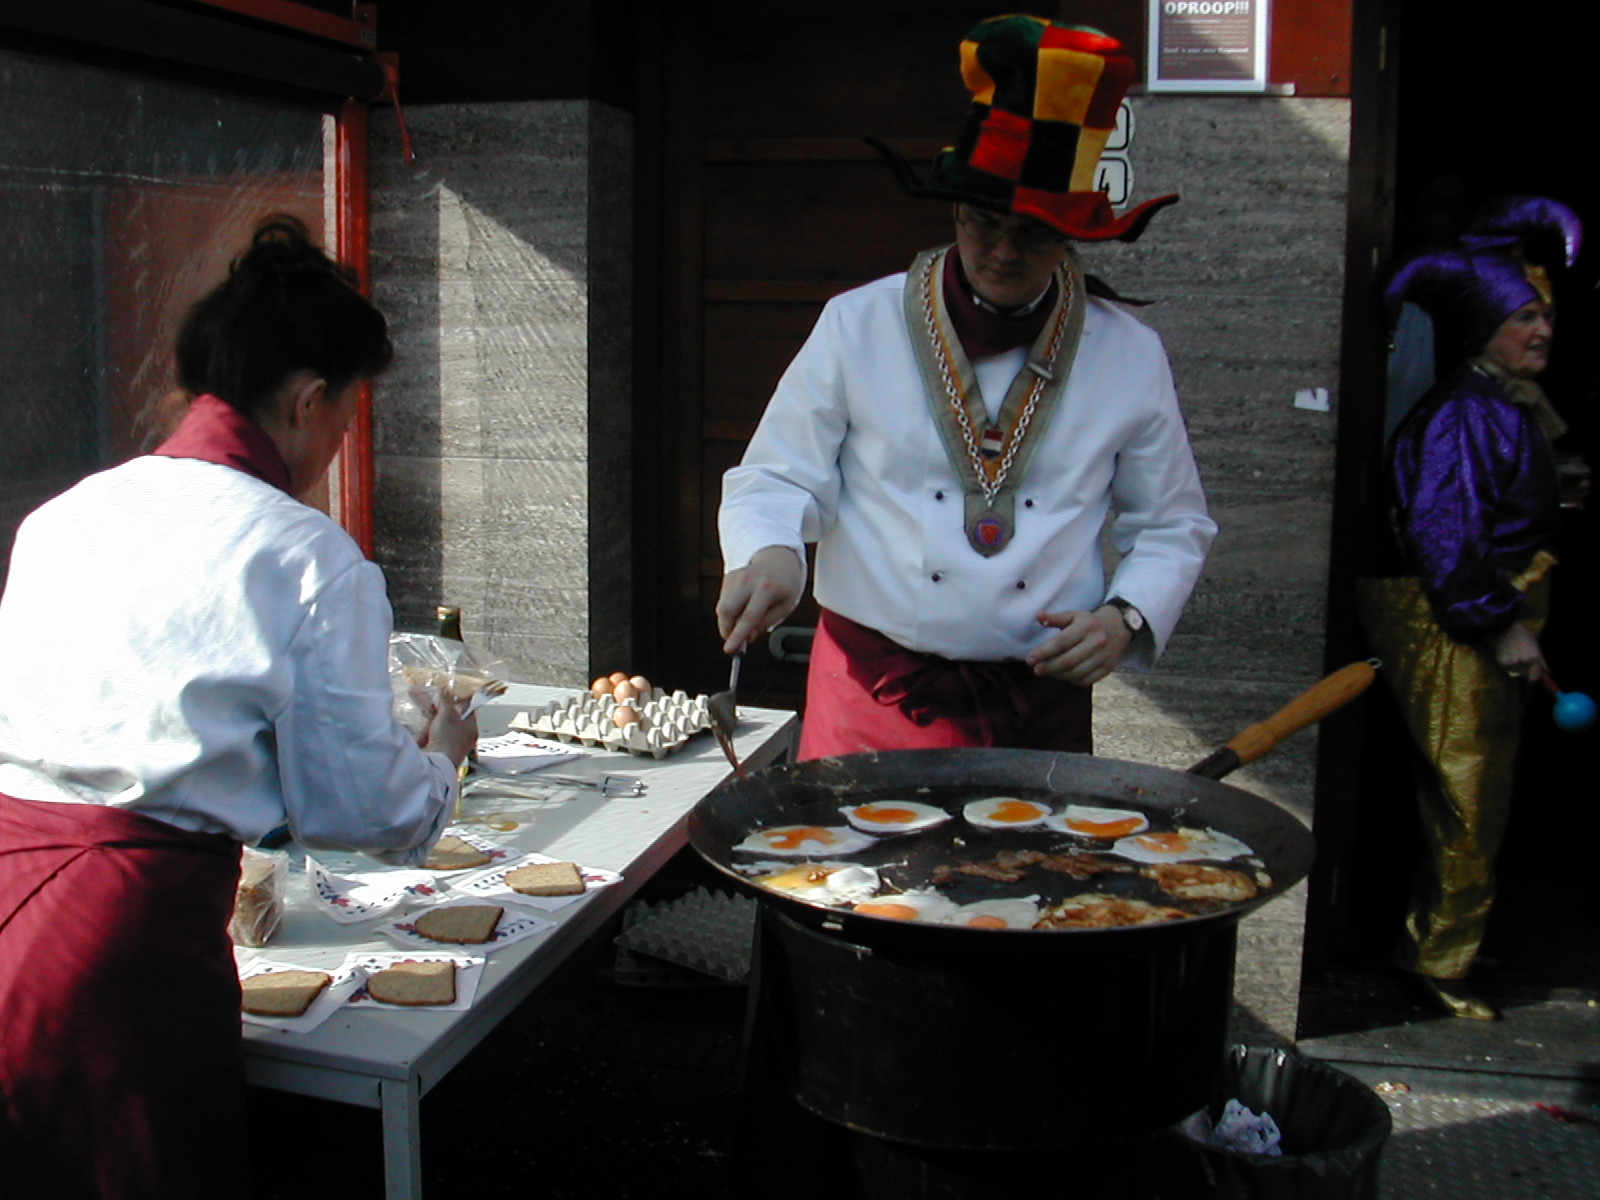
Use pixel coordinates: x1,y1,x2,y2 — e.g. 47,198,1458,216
612,681,640,704
612,705,641,729
590,676,612,697
628,675,651,696
608,671,629,685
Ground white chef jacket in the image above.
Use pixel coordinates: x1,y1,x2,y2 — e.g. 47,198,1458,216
0,456,455,865
720,269,1215,664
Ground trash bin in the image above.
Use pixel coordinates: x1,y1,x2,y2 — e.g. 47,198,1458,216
1161,1044,1394,1200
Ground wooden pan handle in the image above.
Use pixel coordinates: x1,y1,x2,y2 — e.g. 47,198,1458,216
1224,660,1378,767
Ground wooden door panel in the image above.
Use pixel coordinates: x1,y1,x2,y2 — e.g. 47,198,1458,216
646,0,1011,711
702,303,827,425
702,11,983,138
703,160,953,281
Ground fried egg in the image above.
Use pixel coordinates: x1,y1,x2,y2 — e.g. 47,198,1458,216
840,800,951,835
963,796,1052,830
750,863,881,905
851,890,959,924
1046,804,1150,840
946,897,1040,930
734,824,878,857
1110,827,1253,864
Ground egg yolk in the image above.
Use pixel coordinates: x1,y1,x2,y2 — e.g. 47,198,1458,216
761,866,834,890
855,805,919,824
1068,816,1144,838
987,800,1045,823
965,914,1009,929
767,826,836,849
1137,832,1192,852
856,902,920,921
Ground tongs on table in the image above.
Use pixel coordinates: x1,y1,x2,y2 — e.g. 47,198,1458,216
461,772,646,798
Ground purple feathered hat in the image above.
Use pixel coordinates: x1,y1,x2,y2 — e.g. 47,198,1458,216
1461,194,1582,273
1385,249,1540,357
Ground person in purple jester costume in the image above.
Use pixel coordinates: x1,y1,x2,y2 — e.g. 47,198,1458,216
1358,203,1579,1020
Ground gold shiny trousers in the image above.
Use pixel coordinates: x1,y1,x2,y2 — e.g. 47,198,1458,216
1354,556,1552,980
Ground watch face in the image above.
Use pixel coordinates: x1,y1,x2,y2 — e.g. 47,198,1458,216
1111,599,1144,632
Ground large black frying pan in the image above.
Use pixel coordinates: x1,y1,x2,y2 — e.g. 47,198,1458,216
688,661,1375,954
686,662,1375,1149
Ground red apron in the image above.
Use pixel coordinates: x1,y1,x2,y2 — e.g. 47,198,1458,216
0,793,243,1200
798,610,1093,761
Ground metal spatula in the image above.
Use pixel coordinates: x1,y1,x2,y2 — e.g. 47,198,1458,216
707,649,746,778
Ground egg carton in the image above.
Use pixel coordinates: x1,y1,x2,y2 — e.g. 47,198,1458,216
613,887,756,984
508,689,712,759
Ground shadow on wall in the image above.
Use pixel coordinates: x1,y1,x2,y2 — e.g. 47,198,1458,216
369,101,633,684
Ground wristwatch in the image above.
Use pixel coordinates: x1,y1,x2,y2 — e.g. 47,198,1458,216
1103,596,1145,637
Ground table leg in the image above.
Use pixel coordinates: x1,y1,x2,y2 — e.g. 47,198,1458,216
380,1075,424,1200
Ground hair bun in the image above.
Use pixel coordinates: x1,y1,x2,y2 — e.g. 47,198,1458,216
176,215,390,417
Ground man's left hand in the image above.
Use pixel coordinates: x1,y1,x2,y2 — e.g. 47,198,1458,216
1025,605,1133,686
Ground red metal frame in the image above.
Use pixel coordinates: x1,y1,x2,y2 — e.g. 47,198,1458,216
187,0,384,552
335,97,377,557
186,0,373,49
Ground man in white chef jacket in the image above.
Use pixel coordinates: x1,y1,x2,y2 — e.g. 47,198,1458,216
716,15,1215,759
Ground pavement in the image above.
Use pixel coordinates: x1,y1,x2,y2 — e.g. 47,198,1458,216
246,846,1600,1199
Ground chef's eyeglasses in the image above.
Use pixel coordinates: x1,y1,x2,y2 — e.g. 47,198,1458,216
954,206,1068,253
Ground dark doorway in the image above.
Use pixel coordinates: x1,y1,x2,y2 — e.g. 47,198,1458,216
1302,0,1600,1042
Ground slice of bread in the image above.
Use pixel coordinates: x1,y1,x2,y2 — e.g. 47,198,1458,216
367,960,456,1006
413,905,503,944
242,969,333,1018
504,861,585,897
423,835,493,872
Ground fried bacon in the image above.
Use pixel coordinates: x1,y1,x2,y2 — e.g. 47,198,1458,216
933,860,1027,884
1034,894,1188,929
930,848,1135,885
1035,852,1136,880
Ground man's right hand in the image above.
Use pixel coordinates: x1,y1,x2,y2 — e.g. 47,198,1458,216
716,545,805,654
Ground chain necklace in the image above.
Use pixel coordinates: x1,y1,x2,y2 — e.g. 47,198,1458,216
915,252,1074,503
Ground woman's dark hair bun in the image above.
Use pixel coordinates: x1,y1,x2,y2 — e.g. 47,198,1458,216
239,215,350,282
176,214,393,419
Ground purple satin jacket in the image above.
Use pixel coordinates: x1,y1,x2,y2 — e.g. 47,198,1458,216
1389,366,1559,640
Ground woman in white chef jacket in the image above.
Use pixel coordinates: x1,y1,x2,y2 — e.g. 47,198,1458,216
0,217,474,1200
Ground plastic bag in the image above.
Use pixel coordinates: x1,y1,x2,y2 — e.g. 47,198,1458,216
389,631,507,740
230,847,289,947
1211,1098,1284,1156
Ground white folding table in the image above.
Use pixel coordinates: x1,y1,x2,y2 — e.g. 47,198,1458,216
239,684,797,1199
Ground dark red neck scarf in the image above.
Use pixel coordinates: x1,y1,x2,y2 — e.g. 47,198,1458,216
941,250,1056,360
152,394,292,494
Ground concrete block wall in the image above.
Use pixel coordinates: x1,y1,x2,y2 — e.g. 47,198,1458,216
369,101,632,686
1083,96,1351,1042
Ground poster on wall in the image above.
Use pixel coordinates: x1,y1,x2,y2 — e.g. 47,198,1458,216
1147,0,1270,93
